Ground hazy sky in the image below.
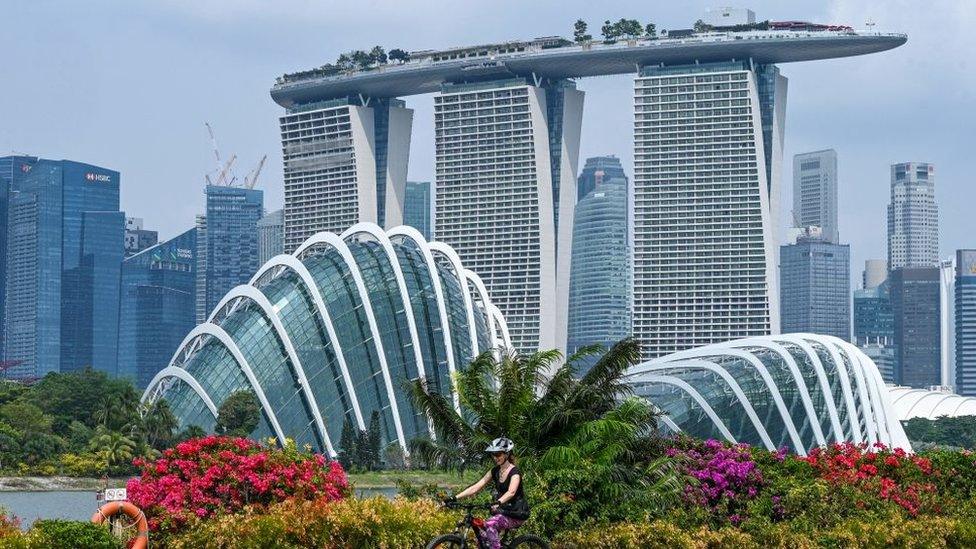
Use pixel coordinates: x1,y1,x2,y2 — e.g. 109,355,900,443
2,0,973,286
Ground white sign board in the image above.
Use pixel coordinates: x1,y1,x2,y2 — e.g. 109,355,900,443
104,488,127,502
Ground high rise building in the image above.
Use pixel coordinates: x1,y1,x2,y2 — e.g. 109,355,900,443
124,217,158,257
890,267,942,388
855,259,894,382
197,185,262,320
779,228,850,340
403,181,433,240
576,156,627,201
280,98,413,251
194,214,207,323
0,156,32,360
435,79,583,354
118,228,197,388
863,259,887,290
3,158,123,379
633,61,785,358
257,208,284,263
792,149,838,243
956,250,976,396
887,162,938,271
567,170,630,368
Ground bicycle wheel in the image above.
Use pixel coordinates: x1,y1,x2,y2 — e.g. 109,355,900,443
426,533,466,548
508,534,549,548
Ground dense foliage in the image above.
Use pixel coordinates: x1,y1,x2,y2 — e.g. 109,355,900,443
903,415,976,449
126,436,349,533
0,517,121,549
214,390,260,437
0,369,183,477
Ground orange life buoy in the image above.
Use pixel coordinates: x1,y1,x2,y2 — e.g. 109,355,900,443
91,501,149,549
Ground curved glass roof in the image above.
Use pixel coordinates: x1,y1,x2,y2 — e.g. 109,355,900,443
889,386,976,421
142,223,510,457
623,334,912,455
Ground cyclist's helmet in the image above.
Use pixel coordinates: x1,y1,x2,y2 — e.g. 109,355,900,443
485,437,515,453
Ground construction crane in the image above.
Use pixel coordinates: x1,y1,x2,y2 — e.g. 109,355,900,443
203,123,265,189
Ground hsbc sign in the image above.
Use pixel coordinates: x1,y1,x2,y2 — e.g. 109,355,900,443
85,173,111,182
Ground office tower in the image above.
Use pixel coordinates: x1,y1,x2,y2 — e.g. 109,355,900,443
890,267,941,388
956,250,976,395
3,158,123,379
633,61,785,358
257,208,284,263
567,172,631,368
887,162,938,271
194,214,207,323
403,181,433,240
863,259,887,290
779,227,850,339
124,217,158,257
0,156,32,360
280,98,413,251
197,185,262,319
118,228,197,388
435,79,583,354
576,156,627,200
792,150,838,243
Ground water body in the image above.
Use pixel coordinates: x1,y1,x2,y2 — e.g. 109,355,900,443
0,491,99,528
0,487,398,529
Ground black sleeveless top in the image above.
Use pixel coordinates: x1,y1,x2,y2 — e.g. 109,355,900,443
490,464,529,519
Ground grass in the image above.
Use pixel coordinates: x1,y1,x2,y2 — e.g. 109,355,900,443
348,469,481,488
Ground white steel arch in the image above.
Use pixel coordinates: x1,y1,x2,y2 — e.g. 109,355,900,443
634,374,737,442
626,360,776,450
294,232,408,452
490,305,512,349
429,242,479,360
649,346,807,454
388,226,461,411
209,285,334,456
142,366,219,418
171,323,288,444
250,255,366,431
463,269,498,353
790,335,863,443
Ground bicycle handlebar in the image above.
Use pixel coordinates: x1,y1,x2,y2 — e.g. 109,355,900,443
443,500,493,511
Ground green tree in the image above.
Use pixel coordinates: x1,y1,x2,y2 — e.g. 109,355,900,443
175,425,206,444
367,410,382,470
407,338,661,473
693,19,712,32
338,419,357,470
615,18,643,39
573,19,591,43
139,399,178,450
215,390,261,438
336,53,353,70
601,20,618,42
0,400,52,434
388,48,410,63
350,50,373,69
369,45,387,65
644,22,657,38
89,427,136,467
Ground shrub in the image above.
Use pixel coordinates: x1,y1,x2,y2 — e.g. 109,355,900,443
162,496,458,549
126,436,348,532
23,520,120,549
667,438,765,524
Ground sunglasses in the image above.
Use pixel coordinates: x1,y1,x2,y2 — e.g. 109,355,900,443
491,452,506,458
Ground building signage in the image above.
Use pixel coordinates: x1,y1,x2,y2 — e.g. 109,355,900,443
175,248,192,259
85,173,112,182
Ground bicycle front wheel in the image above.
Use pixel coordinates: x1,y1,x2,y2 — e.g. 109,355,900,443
508,534,549,548
426,533,466,548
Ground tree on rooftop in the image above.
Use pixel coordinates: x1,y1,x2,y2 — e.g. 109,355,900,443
336,53,354,70
369,45,387,65
573,19,592,43
350,50,373,69
693,19,712,32
644,22,657,38
388,48,410,63
616,18,643,39
601,20,618,42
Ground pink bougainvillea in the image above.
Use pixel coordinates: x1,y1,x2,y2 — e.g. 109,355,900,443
667,439,765,521
126,436,349,532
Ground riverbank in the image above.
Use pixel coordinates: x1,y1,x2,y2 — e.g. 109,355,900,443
0,470,479,492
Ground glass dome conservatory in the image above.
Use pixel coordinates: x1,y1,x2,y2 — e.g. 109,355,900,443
623,334,911,455
141,223,509,457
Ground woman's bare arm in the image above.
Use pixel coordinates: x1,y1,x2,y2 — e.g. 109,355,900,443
496,474,520,504
455,470,492,499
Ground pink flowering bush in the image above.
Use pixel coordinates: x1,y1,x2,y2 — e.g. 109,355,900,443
126,436,349,532
667,438,765,523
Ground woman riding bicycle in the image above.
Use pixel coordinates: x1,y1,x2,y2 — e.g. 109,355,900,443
446,437,530,549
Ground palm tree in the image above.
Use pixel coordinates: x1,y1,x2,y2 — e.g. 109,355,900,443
407,338,660,472
90,426,136,467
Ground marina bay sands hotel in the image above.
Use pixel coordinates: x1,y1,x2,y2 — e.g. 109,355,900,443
270,11,906,359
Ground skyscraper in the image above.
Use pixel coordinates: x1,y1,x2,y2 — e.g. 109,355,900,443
279,98,413,251
0,156,32,360
435,79,583,354
956,250,976,396
257,208,284,263
198,185,262,319
792,150,838,243
124,217,158,258
779,228,850,340
887,162,938,271
633,61,785,358
862,259,887,290
567,167,630,367
576,156,627,200
3,158,123,378
118,228,197,388
891,267,942,388
403,181,433,240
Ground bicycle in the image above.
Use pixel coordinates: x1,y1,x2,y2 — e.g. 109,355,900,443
425,501,549,549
